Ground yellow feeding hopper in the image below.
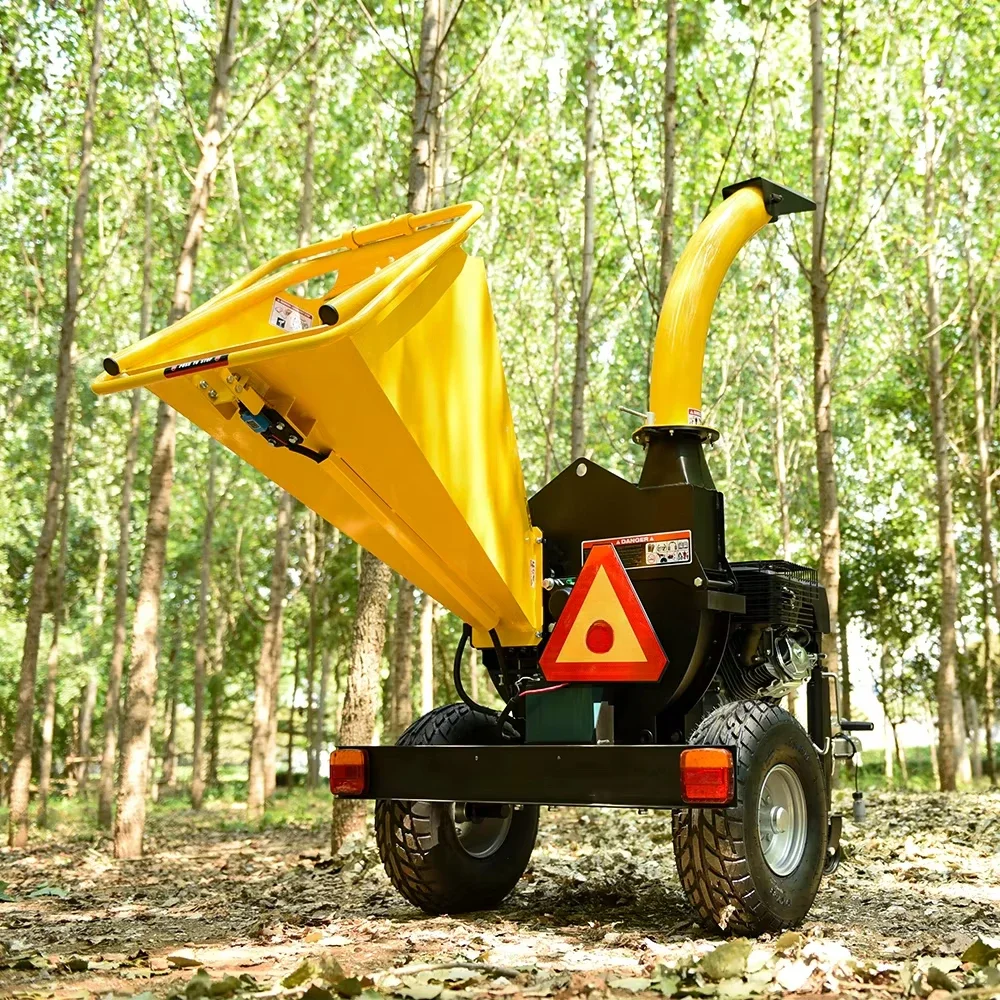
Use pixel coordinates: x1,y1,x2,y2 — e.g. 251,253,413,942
93,202,542,647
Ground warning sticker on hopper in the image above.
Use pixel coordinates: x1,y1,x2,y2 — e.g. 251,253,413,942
582,530,692,568
269,297,314,332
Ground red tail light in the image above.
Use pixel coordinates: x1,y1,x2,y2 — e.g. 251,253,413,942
329,749,367,796
680,748,734,805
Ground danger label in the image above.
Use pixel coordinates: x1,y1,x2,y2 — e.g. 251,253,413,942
583,530,692,568
687,407,703,425
269,297,314,332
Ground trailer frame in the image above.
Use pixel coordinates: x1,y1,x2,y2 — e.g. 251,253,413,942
331,742,737,809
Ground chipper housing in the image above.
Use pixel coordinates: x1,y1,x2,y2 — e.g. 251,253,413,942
95,176,868,934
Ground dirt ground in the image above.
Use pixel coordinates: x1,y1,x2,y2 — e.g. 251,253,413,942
2,789,999,999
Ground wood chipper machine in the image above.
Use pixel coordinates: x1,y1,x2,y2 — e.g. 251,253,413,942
93,176,872,934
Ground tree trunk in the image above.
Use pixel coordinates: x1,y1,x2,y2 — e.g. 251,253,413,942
544,262,563,482
570,10,598,460
419,594,435,716
113,399,175,857
8,0,104,849
879,643,894,786
299,37,318,249
99,382,143,828
808,0,844,739
190,443,216,809
389,579,415,740
967,694,982,780
330,551,392,851
297,46,319,783
892,723,908,787
770,295,792,561
305,514,319,788
76,674,98,795
971,273,998,786
161,637,180,790
433,611,450,708
921,53,958,792
92,531,108,630
99,148,152,827
65,703,80,798
113,0,241,859
408,0,448,215
771,282,795,716
657,0,677,308
985,596,996,785
432,54,449,208
265,541,290,802
206,606,227,790
325,0,455,817
326,0,451,851
884,719,894,786
75,526,106,796
247,490,293,820
317,647,332,760
954,692,971,785
37,439,74,827
839,616,851,729
288,645,302,789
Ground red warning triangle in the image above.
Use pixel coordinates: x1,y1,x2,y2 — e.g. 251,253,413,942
539,544,667,683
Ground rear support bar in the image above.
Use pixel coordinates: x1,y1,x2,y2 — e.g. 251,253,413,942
334,744,735,809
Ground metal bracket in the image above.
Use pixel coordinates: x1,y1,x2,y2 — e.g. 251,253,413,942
815,671,866,759
237,400,329,463
825,814,843,874
722,177,816,221
831,734,861,760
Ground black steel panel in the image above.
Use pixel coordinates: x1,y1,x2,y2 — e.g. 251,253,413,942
530,458,724,579
340,743,736,808
529,458,734,717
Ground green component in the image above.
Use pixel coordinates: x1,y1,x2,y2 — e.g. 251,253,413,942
525,685,601,743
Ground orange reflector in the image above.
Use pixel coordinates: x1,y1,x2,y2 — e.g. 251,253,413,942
539,544,667,682
329,748,368,796
680,748,734,805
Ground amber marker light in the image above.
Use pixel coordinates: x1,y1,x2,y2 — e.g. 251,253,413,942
680,747,734,805
329,748,368,796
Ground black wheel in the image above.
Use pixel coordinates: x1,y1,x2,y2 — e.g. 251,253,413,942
672,700,828,935
375,704,539,914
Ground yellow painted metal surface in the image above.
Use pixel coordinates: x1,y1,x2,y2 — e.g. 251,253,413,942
647,185,771,427
92,203,543,647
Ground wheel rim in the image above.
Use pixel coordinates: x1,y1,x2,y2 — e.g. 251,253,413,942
452,802,512,859
757,763,807,876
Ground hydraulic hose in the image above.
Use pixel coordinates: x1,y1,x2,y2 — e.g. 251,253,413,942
453,623,499,719
488,627,524,739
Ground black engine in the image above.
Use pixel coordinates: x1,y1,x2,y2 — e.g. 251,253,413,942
720,560,831,701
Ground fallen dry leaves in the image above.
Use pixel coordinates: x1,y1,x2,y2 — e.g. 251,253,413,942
1,788,998,1000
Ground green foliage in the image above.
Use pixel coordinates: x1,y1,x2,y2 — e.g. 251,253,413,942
0,0,997,786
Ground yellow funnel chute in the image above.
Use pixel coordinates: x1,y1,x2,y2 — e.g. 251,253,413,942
93,203,542,647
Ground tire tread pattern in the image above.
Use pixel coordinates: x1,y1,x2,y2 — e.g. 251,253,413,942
672,699,811,935
375,704,531,914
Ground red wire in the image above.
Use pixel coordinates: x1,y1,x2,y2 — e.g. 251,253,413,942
519,682,570,698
